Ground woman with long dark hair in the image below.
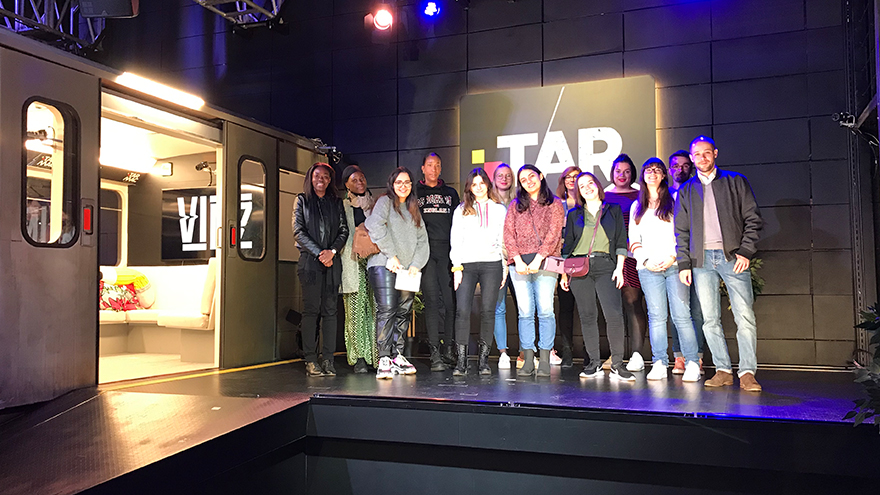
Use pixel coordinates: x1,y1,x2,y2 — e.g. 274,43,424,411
502,164,565,377
605,154,649,372
364,167,430,379
339,165,378,373
292,162,349,377
449,168,507,375
560,172,633,381
629,158,701,382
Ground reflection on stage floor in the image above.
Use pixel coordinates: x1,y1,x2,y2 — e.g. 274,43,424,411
115,357,860,424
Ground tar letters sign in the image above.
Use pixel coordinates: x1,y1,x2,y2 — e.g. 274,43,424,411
460,76,656,188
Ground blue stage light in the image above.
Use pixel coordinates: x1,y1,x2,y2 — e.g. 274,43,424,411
424,1,440,17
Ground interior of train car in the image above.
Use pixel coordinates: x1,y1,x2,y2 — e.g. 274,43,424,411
97,95,223,382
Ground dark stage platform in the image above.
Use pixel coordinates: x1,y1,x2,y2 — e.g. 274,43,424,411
1,358,878,495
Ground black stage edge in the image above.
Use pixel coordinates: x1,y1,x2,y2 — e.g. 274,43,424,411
2,364,879,495
82,394,880,495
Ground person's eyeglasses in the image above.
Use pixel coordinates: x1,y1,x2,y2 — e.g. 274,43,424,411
394,180,412,186
564,175,578,181
643,168,664,175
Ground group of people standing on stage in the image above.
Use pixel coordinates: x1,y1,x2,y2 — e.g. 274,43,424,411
292,135,764,392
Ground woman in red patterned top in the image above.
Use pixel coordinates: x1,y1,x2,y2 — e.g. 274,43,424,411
502,164,565,377
604,153,649,372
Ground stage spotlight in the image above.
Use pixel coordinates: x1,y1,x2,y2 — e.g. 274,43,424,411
373,7,393,30
424,1,440,16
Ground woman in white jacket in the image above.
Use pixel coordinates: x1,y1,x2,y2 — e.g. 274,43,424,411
449,168,508,376
628,158,701,382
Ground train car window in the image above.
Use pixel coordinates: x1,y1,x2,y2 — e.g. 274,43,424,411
239,158,265,260
99,189,122,266
23,100,78,247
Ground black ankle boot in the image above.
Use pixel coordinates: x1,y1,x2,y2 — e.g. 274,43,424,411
478,340,491,375
441,340,457,366
537,349,551,377
429,343,447,371
517,349,535,376
561,345,573,368
453,343,468,376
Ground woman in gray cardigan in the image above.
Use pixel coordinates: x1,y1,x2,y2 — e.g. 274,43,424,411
339,165,378,373
365,167,430,379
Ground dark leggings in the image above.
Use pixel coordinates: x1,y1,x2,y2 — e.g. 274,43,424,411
369,266,413,358
454,262,503,345
568,256,626,368
422,242,455,346
621,285,648,355
557,284,575,349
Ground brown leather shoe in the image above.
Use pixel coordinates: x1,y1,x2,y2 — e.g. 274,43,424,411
704,370,734,387
739,373,762,392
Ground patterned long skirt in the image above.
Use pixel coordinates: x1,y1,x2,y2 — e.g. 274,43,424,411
343,258,378,366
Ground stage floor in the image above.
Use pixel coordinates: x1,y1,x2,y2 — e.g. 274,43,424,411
115,357,859,423
0,357,870,495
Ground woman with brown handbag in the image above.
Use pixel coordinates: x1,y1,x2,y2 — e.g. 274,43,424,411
559,172,632,381
339,165,378,374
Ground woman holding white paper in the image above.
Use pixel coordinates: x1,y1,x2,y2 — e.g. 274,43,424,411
449,168,507,376
365,167,430,379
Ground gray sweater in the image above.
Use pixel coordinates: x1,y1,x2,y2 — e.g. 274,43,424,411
674,168,762,270
365,195,430,271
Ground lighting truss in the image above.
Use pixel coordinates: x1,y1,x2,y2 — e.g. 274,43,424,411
0,0,105,53
193,0,285,29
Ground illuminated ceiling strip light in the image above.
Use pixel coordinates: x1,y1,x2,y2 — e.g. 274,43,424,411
116,72,205,110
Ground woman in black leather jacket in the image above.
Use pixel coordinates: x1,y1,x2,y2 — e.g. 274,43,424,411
292,162,349,377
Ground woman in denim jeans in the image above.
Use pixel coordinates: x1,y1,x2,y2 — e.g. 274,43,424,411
502,165,565,377
559,172,632,381
628,158,701,382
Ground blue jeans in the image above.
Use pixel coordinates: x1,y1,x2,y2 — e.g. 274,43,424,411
494,277,513,350
508,267,557,352
638,266,700,366
693,249,758,376
671,284,705,357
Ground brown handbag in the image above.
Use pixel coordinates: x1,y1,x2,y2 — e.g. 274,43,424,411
352,224,380,258
545,206,603,278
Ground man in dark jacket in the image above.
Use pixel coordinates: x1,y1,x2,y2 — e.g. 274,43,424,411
416,152,460,371
674,136,763,392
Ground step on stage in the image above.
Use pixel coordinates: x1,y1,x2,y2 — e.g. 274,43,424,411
1,359,878,495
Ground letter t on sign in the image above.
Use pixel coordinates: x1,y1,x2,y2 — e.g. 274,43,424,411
497,133,538,170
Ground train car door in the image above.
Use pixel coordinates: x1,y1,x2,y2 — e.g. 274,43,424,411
0,48,99,408
221,123,278,367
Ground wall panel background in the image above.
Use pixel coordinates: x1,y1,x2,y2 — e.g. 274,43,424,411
101,0,866,367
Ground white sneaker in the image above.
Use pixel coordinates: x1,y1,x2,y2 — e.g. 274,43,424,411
682,360,701,382
626,351,645,372
646,361,668,380
498,351,511,369
391,354,417,375
376,357,393,379
549,349,563,365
